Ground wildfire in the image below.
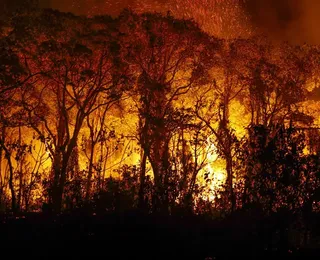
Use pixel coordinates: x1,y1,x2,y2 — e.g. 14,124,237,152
70,0,253,39
1,4,320,214
203,136,226,201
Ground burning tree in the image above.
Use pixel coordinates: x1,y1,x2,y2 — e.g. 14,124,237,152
13,10,129,212
0,5,320,222
194,39,249,211
0,26,44,212
232,38,318,212
117,10,220,212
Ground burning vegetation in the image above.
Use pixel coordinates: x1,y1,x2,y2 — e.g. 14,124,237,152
2,2,320,257
1,1,320,244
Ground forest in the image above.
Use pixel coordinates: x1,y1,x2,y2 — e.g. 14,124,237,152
1,2,320,257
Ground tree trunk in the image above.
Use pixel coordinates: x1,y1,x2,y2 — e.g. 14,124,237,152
51,154,62,212
52,130,80,212
18,164,23,211
0,146,3,210
52,162,68,213
138,151,147,210
25,192,29,212
0,127,16,212
17,126,22,211
85,143,95,201
6,151,16,213
51,153,69,213
226,155,235,212
149,159,162,213
149,155,170,214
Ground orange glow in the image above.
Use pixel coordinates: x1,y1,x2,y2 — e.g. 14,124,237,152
1,6,319,214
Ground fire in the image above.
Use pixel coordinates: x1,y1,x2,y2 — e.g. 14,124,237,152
202,136,226,201
1,6,319,214
71,0,253,39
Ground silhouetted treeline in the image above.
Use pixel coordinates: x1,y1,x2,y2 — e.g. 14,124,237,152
1,8,320,249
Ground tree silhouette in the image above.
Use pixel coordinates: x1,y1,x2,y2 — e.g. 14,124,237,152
15,10,129,212
0,29,40,212
117,10,219,212
194,39,248,211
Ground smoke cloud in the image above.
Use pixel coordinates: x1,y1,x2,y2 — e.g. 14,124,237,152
45,0,320,44
243,0,320,44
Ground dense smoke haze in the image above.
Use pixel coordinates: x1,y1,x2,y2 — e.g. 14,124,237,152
243,0,320,44
41,0,320,43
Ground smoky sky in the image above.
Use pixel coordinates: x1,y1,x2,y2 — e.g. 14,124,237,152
45,0,320,44
242,0,320,44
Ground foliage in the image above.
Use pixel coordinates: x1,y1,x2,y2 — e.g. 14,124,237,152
0,8,319,237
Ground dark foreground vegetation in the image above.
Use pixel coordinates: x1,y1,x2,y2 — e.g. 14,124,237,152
1,210,320,259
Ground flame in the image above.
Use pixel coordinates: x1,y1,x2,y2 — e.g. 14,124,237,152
2,5,319,213
197,136,227,201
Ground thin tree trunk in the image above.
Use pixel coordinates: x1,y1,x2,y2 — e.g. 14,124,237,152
149,155,170,214
221,101,235,212
85,143,95,201
17,126,22,211
138,151,147,210
5,149,16,213
226,155,235,212
51,154,62,212
0,146,3,209
54,161,68,213
0,126,16,212
51,152,69,213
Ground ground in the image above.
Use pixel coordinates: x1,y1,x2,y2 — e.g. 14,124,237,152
1,211,320,259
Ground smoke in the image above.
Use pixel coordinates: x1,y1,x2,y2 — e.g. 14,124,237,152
243,0,320,44
45,0,320,44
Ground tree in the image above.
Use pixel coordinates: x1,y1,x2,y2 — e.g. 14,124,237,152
16,10,128,212
195,39,248,212
82,105,125,201
220,38,314,211
118,10,218,212
0,30,39,212
235,39,312,128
